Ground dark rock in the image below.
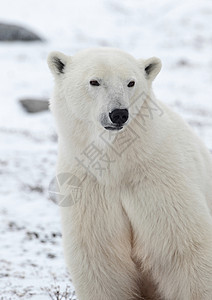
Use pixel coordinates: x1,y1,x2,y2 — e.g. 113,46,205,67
19,98,49,113
0,22,43,41
27,184,44,193
177,59,190,67
26,231,40,240
47,253,56,259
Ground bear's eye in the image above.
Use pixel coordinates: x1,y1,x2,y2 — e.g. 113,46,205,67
90,80,100,86
127,81,135,87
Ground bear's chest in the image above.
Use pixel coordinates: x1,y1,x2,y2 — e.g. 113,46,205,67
61,183,134,258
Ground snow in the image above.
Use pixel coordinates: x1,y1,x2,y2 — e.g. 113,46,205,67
0,0,212,298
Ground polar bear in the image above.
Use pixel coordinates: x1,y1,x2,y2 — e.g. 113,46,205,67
47,48,212,300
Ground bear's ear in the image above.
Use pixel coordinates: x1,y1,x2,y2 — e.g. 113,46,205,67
47,51,69,76
138,57,162,82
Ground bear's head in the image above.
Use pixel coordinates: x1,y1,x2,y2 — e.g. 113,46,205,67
48,48,161,138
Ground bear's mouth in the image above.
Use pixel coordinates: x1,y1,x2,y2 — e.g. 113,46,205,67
104,126,123,131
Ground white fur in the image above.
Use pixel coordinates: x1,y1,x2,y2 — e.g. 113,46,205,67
48,48,212,300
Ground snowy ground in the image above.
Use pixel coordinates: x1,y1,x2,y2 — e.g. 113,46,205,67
0,0,212,299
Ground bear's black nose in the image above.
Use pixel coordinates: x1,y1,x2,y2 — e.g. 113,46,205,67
109,109,129,125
